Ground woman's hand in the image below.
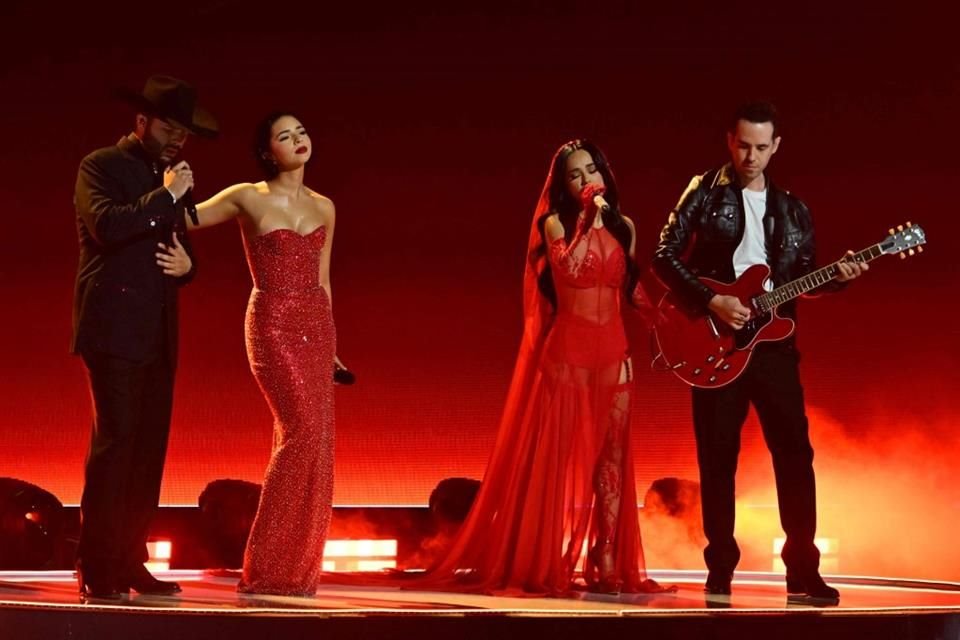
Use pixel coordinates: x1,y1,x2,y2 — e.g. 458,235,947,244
578,183,606,230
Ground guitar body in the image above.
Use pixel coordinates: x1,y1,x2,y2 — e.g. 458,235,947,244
652,264,796,388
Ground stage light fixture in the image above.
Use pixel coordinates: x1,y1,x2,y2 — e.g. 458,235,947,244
198,479,262,569
0,478,65,569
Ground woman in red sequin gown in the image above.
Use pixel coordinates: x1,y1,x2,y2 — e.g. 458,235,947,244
189,112,339,595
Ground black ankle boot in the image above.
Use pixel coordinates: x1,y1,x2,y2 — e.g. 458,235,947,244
122,564,182,595
77,562,125,602
704,571,732,595
786,572,839,602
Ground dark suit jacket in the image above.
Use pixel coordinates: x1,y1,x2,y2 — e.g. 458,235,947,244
71,134,197,364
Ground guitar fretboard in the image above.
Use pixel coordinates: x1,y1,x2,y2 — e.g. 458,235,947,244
754,244,883,313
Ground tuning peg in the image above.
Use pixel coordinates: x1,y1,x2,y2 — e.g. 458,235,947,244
908,249,916,256
906,221,912,227
918,246,924,253
900,252,906,259
897,224,904,232
889,228,896,235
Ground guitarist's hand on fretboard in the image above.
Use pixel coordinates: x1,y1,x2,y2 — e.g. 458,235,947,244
836,249,870,282
708,294,752,330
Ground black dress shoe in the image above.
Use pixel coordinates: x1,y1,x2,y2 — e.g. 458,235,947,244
704,571,732,595
123,564,182,595
77,566,125,602
786,572,839,602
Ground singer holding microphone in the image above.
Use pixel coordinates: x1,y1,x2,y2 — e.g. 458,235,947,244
373,139,670,597
71,75,217,601
182,111,342,596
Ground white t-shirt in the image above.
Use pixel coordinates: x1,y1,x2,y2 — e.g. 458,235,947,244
732,188,769,281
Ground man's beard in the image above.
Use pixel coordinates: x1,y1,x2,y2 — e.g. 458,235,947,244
158,145,182,162
142,134,180,164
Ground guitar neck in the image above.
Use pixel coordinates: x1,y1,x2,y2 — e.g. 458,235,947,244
754,244,883,313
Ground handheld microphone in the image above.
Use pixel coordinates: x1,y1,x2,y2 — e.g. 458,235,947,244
183,190,199,227
593,193,611,212
164,160,198,226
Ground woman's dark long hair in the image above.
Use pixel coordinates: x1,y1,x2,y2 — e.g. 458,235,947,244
252,111,304,179
532,140,639,311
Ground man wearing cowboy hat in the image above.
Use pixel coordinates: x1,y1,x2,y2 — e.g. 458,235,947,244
72,74,217,601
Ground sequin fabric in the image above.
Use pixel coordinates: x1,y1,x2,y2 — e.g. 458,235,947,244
237,225,335,596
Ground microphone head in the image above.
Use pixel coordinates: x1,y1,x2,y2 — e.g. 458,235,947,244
593,193,610,211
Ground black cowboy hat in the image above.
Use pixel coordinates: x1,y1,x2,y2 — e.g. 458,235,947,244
116,75,219,139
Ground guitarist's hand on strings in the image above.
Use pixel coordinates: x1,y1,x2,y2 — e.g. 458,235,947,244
836,250,869,282
709,294,752,330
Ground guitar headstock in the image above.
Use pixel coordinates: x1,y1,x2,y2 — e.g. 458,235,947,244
880,222,927,259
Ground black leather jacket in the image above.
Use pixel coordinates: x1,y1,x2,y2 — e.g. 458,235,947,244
652,164,838,320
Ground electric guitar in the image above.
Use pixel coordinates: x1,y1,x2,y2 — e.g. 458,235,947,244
652,223,927,388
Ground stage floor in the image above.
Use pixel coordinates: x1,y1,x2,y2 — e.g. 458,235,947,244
2,570,959,639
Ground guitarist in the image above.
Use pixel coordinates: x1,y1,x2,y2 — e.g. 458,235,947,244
652,101,866,602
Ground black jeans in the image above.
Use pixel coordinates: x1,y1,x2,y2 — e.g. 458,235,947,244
78,344,175,581
691,342,820,578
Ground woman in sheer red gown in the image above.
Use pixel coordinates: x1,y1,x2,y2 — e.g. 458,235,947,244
399,140,666,596
189,112,344,595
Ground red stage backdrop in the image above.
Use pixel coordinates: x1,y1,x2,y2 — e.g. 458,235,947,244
1,4,957,578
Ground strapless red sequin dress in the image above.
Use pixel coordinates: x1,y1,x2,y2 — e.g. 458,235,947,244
237,225,336,596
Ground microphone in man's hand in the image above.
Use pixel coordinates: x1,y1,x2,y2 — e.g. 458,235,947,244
166,160,198,226
183,189,199,227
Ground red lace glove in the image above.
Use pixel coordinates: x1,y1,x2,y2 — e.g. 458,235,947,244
578,183,606,231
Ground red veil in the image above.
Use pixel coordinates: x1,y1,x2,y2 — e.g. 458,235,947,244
325,145,658,596
402,145,656,595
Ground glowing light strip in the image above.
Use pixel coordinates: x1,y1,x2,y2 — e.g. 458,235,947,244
324,539,397,557
2,570,958,593
1,598,960,617
65,504,674,509
147,541,172,560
